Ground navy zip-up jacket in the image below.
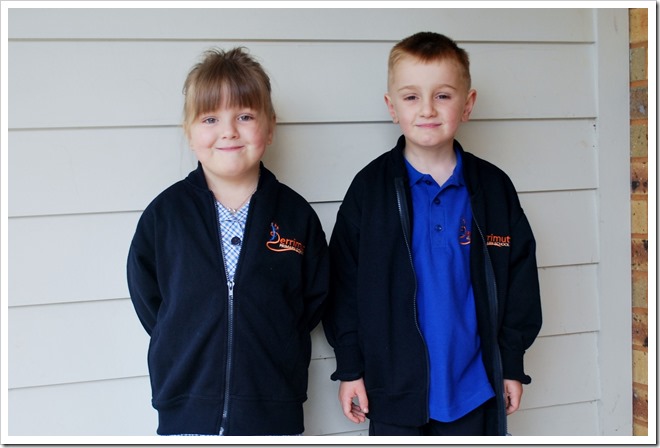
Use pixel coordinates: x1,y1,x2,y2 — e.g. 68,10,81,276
127,163,329,436
323,136,542,435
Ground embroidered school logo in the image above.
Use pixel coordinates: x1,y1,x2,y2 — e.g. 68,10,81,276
458,218,472,245
486,234,511,248
266,222,306,255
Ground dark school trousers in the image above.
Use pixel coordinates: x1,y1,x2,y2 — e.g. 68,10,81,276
368,402,486,436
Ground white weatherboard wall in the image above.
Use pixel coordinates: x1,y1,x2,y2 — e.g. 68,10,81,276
6,7,631,438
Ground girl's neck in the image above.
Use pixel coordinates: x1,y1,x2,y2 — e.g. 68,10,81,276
206,168,260,211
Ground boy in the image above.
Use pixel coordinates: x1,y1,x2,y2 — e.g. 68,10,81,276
323,32,542,436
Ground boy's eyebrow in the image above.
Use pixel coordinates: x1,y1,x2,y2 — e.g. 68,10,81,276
396,83,459,92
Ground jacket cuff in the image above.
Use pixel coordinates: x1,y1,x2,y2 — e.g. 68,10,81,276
501,349,532,384
330,346,364,381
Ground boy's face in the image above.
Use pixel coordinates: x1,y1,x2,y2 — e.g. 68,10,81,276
187,105,274,182
385,56,476,155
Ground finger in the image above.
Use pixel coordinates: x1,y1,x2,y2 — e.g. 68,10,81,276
342,398,360,423
357,390,369,414
350,403,366,423
505,393,520,415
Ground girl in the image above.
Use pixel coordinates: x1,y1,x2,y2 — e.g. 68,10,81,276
127,47,329,436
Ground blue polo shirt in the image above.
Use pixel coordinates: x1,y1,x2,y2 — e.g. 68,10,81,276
405,148,494,422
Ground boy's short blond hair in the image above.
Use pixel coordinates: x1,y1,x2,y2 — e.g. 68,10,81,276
388,32,471,89
182,47,275,135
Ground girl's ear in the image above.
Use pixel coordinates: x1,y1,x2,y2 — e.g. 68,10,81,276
461,89,477,122
267,115,276,145
384,93,399,124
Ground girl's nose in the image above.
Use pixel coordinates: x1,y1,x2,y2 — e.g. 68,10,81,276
219,119,238,139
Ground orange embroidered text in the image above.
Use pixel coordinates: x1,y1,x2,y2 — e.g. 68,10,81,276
486,234,510,248
267,222,305,255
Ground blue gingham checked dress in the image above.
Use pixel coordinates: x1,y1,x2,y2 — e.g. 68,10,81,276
216,200,250,282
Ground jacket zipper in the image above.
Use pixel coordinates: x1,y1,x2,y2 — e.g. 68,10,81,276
473,217,508,436
218,278,235,435
214,198,241,436
394,178,430,423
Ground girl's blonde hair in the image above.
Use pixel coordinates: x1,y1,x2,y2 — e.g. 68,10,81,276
182,47,275,135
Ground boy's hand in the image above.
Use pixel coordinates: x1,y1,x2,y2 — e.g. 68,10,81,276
503,379,523,415
338,379,369,424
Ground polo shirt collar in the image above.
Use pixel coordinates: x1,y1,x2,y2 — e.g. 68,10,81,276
405,144,466,188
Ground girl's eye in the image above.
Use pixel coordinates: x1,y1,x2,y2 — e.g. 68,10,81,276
202,117,217,124
238,114,254,122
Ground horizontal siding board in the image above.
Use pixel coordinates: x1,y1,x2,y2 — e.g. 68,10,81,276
521,190,599,268
8,376,157,436
9,299,150,389
521,333,600,410
508,401,600,436
537,264,599,337
8,8,595,42
8,41,595,129
8,213,139,307
9,119,596,217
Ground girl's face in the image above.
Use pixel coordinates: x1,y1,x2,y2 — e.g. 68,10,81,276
188,105,274,183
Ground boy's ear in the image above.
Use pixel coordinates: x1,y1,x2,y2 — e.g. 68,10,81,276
461,89,477,122
384,93,399,124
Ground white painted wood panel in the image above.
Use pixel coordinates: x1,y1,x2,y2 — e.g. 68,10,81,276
8,8,594,42
8,213,139,307
521,190,599,268
8,127,193,218
8,41,595,129
9,120,596,217
9,299,149,389
536,264,599,337
8,376,157,436
521,333,600,410
508,401,600,436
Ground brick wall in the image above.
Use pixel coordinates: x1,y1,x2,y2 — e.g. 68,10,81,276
629,7,648,437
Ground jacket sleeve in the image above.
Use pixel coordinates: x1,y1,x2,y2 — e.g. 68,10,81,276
126,211,161,336
500,206,542,384
322,188,364,381
301,213,330,333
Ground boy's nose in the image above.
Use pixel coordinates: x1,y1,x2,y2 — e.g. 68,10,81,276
420,98,436,117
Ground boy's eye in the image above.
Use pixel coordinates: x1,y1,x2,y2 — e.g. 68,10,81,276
403,95,417,101
436,93,451,100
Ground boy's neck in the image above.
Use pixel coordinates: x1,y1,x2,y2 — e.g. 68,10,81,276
403,143,457,186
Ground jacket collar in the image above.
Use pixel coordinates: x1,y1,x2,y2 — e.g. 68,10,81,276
184,161,275,195
390,135,475,189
